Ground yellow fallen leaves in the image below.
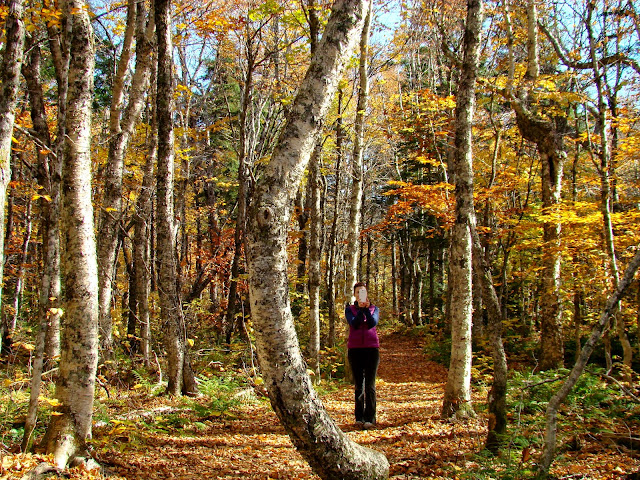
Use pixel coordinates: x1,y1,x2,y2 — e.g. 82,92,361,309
0,454,53,480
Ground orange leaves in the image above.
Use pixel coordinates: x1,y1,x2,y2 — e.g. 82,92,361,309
378,181,454,233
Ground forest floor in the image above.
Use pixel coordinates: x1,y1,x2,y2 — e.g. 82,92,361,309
96,333,640,480
3,332,639,479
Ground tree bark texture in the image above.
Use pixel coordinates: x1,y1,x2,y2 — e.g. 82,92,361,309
246,0,388,477
44,0,99,467
0,0,25,337
155,0,196,396
97,0,155,351
538,246,640,477
441,0,482,420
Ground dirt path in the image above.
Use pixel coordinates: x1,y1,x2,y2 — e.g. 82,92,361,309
100,333,489,479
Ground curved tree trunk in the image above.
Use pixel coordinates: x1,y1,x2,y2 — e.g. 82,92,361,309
44,0,99,467
441,0,482,420
246,0,388,477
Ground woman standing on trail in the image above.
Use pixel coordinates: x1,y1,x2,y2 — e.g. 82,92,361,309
346,282,380,429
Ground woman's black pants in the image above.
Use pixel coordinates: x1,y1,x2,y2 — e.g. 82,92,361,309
348,347,380,423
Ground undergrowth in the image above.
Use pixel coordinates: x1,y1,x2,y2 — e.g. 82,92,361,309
461,367,640,479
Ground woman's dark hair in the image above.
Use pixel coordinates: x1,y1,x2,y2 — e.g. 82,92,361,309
353,282,366,293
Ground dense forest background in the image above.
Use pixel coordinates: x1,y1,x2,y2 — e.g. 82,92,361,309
0,0,639,478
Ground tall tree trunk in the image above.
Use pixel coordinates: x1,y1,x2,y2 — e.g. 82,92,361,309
295,187,309,297
326,87,344,347
134,71,157,365
343,2,371,302
44,0,99,467
97,0,155,352
538,247,640,477
441,0,482,420
23,35,63,363
510,0,565,370
307,144,322,379
246,0,388,477
0,0,25,348
391,234,398,316
585,2,632,383
306,0,322,380
412,255,423,326
155,0,196,396
224,37,254,345
9,199,32,331
21,34,63,450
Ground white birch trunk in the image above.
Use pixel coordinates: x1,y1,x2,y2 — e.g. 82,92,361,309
441,0,483,420
44,0,99,467
246,0,388,477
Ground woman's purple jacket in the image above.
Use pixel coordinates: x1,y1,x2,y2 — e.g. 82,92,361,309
346,303,380,349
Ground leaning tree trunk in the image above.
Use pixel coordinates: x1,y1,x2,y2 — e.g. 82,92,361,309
538,246,640,477
155,0,196,396
44,0,99,467
245,0,388,478
97,0,155,352
0,0,25,345
441,0,482,420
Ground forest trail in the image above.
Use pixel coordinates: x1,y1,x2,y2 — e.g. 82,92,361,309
99,333,489,479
